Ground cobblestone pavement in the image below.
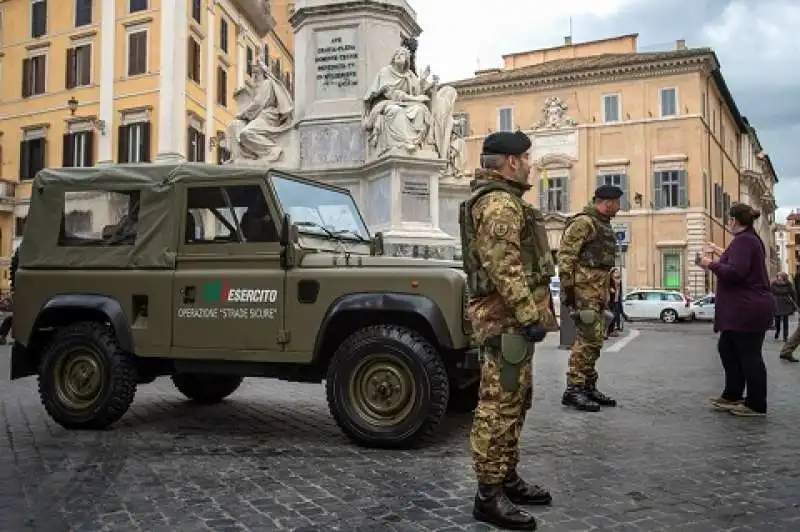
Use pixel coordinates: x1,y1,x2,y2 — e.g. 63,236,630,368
2,323,799,531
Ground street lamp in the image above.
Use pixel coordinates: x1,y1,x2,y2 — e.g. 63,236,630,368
67,96,106,135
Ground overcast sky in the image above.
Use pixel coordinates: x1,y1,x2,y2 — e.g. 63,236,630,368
411,0,800,223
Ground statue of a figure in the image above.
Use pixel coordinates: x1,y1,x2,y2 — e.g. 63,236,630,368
227,60,294,163
446,128,467,176
362,46,457,158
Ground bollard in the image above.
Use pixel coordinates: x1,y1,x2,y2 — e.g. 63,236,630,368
559,301,576,350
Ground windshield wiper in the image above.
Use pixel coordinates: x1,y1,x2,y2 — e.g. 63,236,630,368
332,229,370,244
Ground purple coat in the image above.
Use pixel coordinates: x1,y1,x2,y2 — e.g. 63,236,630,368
709,230,775,332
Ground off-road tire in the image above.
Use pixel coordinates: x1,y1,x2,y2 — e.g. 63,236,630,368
660,308,678,323
171,373,244,404
447,381,479,413
325,324,449,449
37,321,138,430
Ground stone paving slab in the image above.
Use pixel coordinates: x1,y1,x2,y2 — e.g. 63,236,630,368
1,323,799,531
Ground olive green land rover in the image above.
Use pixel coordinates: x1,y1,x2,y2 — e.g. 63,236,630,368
10,164,479,448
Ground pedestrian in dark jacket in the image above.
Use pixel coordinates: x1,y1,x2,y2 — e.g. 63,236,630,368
771,272,796,341
699,203,773,417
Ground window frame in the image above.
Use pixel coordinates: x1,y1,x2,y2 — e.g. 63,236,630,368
602,93,621,123
129,0,147,14
181,182,282,249
660,87,678,117
31,0,47,38
75,0,92,27
497,107,513,132
126,28,149,77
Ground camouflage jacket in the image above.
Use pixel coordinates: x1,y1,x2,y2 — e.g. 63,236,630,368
459,170,556,343
557,205,616,309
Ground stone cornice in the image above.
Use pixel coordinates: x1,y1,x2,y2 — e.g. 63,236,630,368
290,1,421,36
451,54,714,99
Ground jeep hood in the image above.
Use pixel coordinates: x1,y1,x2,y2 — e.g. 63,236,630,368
299,253,463,270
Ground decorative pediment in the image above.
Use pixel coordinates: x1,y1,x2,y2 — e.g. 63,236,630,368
534,152,576,170
533,96,577,130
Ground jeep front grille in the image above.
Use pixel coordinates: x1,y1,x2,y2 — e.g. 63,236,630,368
462,284,473,335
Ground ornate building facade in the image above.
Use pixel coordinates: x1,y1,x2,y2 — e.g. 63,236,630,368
448,34,779,297
0,0,295,289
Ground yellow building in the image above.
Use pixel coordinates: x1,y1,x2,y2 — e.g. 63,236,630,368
449,34,779,297
0,0,295,289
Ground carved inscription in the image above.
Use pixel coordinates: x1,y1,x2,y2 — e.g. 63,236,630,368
401,178,431,223
315,27,359,99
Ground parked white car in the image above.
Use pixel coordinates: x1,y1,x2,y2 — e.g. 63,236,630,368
622,289,694,323
549,276,560,317
689,294,716,321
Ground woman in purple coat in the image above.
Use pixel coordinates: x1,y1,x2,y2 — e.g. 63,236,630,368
700,204,773,417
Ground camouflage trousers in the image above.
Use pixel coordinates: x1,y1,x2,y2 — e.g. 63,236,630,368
567,309,605,387
470,343,533,485
780,323,800,357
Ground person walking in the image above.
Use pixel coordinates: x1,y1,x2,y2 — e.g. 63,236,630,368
606,268,623,338
770,272,795,342
557,185,623,412
699,204,774,417
460,131,556,531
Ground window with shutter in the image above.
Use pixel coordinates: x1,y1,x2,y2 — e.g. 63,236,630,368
220,18,228,53
19,138,46,180
66,45,91,88
660,88,677,117
64,132,94,167
23,55,47,97
31,0,47,38
192,0,201,23
129,0,147,13
654,170,682,208
498,108,512,131
217,66,227,106
602,94,620,122
118,122,150,163
246,47,254,77
127,31,147,76
186,127,205,162
75,0,92,26
188,38,201,83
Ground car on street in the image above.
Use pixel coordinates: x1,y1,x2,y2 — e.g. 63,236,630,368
549,276,560,317
622,289,694,323
10,164,479,450
689,293,716,321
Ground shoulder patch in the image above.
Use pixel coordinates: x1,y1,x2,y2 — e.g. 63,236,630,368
489,221,510,239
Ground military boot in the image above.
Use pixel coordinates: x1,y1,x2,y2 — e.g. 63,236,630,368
473,483,538,530
561,386,601,412
503,470,552,506
585,385,617,407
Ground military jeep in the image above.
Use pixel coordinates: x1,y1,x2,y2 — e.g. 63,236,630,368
11,163,479,448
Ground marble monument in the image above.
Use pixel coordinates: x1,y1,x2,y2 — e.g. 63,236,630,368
222,0,469,258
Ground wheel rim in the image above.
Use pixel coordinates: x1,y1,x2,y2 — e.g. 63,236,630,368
53,348,105,410
349,354,417,427
664,310,677,323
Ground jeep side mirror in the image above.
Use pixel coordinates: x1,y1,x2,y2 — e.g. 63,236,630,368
371,232,385,256
279,213,298,246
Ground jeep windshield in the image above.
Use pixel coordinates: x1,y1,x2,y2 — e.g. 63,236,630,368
269,174,371,242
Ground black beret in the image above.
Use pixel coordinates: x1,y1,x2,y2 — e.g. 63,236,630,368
481,131,532,157
594,184,624,200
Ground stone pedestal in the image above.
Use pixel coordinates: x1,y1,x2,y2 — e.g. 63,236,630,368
290,0,421,171
296,155,464,259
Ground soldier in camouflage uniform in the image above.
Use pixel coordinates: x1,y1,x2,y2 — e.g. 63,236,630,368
557,185,623,412
460,131,557,531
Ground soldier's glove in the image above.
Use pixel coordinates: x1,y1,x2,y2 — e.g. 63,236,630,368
524,322,548,343
561,285,576,308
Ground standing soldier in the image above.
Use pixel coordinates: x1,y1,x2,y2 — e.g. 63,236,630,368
460,131,557,530
558,185,623,412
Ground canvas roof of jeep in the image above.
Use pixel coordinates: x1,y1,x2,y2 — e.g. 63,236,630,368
19,163,348,270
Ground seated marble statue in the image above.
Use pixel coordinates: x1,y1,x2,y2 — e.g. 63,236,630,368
363,46,450,156
231,60,294,163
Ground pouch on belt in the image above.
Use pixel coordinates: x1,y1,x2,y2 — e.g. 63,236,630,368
570,309,599,333
499,333,532,393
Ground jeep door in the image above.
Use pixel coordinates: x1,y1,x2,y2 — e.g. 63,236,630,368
171,181,287,360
